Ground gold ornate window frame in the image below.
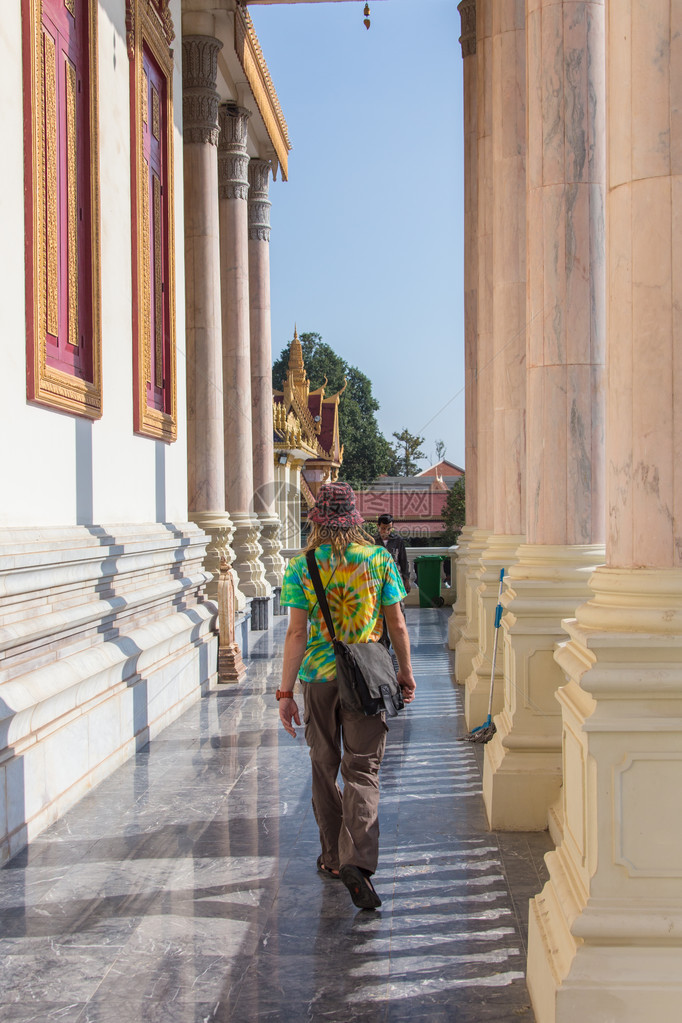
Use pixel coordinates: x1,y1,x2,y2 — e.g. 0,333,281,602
23,0,102,418
127,0,177,442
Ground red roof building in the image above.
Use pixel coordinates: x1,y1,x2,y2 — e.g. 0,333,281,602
355,476,452,540
417,459,464,482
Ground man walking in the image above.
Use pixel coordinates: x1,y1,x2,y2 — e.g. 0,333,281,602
278,483,416,910
376,514,410,595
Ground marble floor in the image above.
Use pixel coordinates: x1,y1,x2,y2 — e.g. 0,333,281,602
0,608,552,1022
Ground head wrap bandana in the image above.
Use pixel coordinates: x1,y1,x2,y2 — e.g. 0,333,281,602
308,482,364,530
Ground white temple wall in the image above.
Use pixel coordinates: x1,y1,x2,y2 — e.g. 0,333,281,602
0,1,218,866
0,0,188,529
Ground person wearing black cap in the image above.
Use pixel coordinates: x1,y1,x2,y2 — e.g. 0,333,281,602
376,515,410,595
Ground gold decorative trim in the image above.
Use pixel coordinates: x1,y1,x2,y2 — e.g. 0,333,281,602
66,57,79,348
65,0,75,16
151,85,160,140
142,69,148,125
142,157,151,383
153,171,162,387
43,29,58,337
234,6,291,180
126,0,174,59
25,0,102,418
127,0,177,441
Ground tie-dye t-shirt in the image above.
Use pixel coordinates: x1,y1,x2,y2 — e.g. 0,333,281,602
280,543,406,682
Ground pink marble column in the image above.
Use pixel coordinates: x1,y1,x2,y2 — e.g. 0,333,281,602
482,1,606,832
248,158,285,591
458,0,496,699
459,0,478,525
492,0,526,538
182,33,241,609
476,0,494,533
463,0,527,725
450,0,478,656
182,35,225,515
527,1,605,548
607,1,682,571
248,159,275,516
218,104,269,604
218,103,254,516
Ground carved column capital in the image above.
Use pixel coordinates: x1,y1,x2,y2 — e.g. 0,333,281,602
248,159,272,242
457,0,476,58
218,104,251,200
182,35,222,145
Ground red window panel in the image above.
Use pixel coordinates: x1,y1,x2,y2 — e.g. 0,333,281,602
142,48,170,414
128,0,176,442
24,0,101,417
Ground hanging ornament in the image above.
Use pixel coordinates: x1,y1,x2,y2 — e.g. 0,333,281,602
363,3,370,30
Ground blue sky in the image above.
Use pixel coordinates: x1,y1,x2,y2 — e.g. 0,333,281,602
250,0,465,469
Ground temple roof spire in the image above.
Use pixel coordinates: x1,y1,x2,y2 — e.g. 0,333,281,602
288,326,308,391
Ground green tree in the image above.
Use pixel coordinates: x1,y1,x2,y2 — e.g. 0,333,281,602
391,428,426,476
272,332,395,486
435,438,446,462
442,475,466,545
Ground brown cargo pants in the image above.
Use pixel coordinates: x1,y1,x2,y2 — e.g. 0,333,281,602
302,679,388,876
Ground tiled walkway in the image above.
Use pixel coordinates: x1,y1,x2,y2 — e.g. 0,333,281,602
0,609,551,1022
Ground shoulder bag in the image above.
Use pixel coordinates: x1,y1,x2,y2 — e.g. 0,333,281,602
305,550,404,718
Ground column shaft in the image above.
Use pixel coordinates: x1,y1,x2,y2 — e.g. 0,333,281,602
455,0,493,684
463,0,527,723
491,0,526,539
182,34,241,612
526,3,606,549
450,0,478,654
475,0,494,533
183,36,224,515
248,158,285,591
219,104,254,515
218,104,270,608
483,0,606,832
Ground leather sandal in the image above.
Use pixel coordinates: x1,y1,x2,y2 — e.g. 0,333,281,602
316,854,340,879
339,865,382,909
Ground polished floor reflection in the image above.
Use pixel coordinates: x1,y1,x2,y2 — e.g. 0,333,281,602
0,609,551,1022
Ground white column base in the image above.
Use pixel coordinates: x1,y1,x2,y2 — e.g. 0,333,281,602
464,533,524,728
454,528,490,683
527,566,682,1023
547,789,563,848
257,511,285,589
230,510,272,600
447,525,476,649
190,510,247,611
483,543,605,831
529,855,682,1023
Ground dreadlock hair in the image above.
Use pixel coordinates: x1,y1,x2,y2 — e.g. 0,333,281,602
305,522,376,562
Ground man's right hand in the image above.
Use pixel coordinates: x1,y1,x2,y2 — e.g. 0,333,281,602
397,670,416,704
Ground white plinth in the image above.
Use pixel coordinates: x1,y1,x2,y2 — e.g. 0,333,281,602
527,566,682,1023
483,543,604,831
464,533,523,728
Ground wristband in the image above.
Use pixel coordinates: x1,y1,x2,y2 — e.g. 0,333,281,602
276,690,295,701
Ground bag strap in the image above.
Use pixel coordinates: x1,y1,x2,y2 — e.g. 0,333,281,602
305,549,337,642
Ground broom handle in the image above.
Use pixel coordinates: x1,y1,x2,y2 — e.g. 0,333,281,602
486,568,505,718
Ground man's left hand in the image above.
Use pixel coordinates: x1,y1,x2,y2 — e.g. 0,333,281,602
279,697,301,737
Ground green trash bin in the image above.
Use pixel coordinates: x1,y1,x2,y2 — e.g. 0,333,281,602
414,555,446,608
